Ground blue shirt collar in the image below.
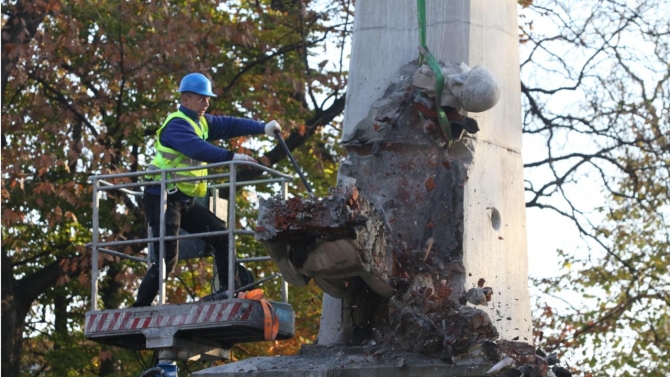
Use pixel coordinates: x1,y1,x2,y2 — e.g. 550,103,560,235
179,105,201,122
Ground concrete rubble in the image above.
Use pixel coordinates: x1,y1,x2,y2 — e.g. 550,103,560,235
256,183,394,299
192,342,573,377
193,345,492,377
481,341,574,377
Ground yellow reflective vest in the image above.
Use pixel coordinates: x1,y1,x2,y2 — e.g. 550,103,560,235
148,111,209,197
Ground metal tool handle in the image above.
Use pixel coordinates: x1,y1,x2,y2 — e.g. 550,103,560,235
274,131,313,194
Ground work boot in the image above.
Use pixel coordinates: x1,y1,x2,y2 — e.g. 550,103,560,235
133,266,159,307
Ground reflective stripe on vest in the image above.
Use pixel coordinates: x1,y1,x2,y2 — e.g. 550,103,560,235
148,111,210,197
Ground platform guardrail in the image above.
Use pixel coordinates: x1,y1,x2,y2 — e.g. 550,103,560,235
86,161,293,311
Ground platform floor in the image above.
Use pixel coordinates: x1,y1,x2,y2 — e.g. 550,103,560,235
85,299,294,350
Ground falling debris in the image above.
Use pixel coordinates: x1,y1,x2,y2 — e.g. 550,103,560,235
546,352,559,366
481,342,575,377
482,287,494,302
467,287,488,306
422,237,434,262
552,366,573,377
486,356,514,374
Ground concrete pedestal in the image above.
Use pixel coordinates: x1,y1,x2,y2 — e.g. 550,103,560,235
193,345,492,377
321,0,531,344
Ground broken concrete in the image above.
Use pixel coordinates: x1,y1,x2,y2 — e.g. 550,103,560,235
256,183,394,299
333,0,532,346
192,344,493,377
412,62,500,112
192,342,567,377
256,60,500,358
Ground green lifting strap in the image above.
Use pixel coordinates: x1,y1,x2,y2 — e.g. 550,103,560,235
417,0,452,144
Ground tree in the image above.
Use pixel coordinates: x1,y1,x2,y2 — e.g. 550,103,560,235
519,0,669,375
1,0,349,375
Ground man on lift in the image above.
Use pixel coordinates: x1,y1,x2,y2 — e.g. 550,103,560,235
134,73,281,307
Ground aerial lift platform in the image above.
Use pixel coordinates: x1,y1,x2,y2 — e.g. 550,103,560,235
84,161,296,367
85,299,294,360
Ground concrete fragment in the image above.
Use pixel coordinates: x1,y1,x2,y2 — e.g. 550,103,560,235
546,352,559,366
533,353,548,376
482,287,493,302
467,287,488,306
256,183,394,298
496,340,536,365
517,364,543,377
486,356,514,374
412,63,500,112
412,62,470,108
552,366,573,377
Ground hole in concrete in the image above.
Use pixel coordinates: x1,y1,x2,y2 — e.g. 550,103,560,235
490,207,501,231
448,138,475,165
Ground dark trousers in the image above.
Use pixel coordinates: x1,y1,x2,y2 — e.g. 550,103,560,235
134,193,253,307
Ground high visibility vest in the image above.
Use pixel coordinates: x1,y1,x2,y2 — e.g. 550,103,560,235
148,111,209,197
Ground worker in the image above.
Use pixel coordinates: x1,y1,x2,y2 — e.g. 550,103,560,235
133,72,281,307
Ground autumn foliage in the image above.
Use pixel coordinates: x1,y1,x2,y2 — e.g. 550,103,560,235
2,0,349,375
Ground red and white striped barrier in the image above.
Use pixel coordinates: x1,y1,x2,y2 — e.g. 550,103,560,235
85,301,253,335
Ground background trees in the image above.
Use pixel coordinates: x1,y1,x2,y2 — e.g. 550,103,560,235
2,0,667,376
519,0,669,375
2,0,349,375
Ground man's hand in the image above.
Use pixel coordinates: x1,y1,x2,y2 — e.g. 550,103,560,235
265,120,281,136
232,153,258,164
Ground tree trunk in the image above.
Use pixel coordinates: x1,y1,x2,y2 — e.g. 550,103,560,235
3,254,62,376
1,251,86,376
2,4,53,373
52,290,71,376
98,263,125,376
1,252,28,377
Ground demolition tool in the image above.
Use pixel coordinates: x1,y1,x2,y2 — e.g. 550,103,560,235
274,131,313,194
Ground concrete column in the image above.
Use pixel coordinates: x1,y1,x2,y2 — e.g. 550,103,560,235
320,0,531,343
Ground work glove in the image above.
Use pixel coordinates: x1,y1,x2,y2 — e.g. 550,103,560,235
264,120,281,137
232,153,257,164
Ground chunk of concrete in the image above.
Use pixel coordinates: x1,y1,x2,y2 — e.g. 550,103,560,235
255,184,394,298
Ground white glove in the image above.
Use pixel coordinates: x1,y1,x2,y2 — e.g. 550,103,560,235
264,120,281,137
232,153,257,164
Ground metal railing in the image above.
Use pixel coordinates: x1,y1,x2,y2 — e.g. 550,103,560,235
87,161,293,311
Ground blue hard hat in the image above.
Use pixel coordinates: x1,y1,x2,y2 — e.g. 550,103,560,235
178,73,217,97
